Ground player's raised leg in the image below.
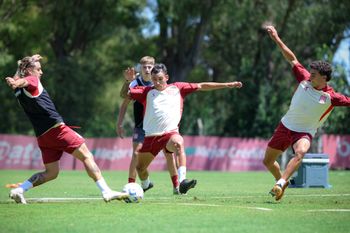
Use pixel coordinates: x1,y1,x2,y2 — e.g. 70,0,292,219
72,143,129,202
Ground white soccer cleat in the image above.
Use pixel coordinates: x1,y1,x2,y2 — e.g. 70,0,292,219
103,190,129,202
9,188,27,204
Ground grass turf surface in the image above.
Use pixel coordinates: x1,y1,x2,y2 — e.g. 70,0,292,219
0,170,349,233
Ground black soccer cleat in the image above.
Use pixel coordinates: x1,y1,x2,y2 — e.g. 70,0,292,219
179,179,197,194
143,182,154,192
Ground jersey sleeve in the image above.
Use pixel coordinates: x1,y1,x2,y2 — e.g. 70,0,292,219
330,90,350,106
174,82,199,97
292,63,310,83
129,86,149,103
24,76,39,94
129,79,138,88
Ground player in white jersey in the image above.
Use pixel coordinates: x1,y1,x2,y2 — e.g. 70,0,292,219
116,56,180,194
263,26,350,201
129,63,243,194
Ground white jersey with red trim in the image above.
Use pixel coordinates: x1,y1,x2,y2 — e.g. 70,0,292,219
129,82,198,136
281,63,350,136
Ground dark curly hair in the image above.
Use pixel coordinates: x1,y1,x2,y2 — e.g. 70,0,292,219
309,60,332,81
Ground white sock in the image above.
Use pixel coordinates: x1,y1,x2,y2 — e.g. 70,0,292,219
178,166,186,183
19,180,33,192
96,178,112,194
141,177,150,189
276,179,286,187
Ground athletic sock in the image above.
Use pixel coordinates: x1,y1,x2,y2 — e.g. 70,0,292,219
96,178,112,194
178,166,186,183
19,180,33,192
128,178,136,183
171,175,179,188
141,177,150,189
276,178,286,187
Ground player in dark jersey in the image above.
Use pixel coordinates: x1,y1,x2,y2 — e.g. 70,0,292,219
5,54,128,204
264,26,350,201
117,56,180,194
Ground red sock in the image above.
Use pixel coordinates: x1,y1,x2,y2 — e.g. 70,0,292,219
128,178,136,183
171,175,179,188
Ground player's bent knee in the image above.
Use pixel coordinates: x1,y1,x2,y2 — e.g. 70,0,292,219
262,157,273,167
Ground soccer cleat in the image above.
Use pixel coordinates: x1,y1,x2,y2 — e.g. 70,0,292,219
269,181,289,201
103,190,129,202
142,182,154,192
9,188,27,204
173,186,180,195
179,179,197,194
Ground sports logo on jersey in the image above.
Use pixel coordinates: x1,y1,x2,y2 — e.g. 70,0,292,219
319,95,327,104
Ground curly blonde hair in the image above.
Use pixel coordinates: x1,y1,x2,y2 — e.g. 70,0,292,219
15,56,37,78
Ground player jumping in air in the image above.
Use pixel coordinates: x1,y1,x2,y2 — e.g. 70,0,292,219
263,26,350,201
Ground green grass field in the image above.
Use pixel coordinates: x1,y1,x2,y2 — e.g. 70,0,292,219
0,170,349,233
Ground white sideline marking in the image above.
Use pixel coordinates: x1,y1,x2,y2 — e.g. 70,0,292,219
26,197,101,203
23,198,273,211
210,193,350,199
247,207,272,211
152,202,272,211
22,193,350,203
307,209,350,212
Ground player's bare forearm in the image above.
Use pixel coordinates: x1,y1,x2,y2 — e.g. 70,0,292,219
119,82,130,98
265,25,298,66
5,77,28,89
116,98,131,137
197,82,243,91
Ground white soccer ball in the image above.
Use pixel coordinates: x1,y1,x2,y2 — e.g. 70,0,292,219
122,182,144,203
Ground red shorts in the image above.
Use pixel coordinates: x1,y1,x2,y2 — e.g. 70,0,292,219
37,124,85,164
267,122,312,151
139,132,179,156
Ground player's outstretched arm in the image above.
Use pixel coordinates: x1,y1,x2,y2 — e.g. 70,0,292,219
120,67,136,98
197,81,243,91
116,97,131,138
5,77,28,90
265,25,298,67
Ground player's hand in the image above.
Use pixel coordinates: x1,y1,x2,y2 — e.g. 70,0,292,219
227,81,243,88
124,67,136,82
31,54,42,61
5,77,17,89
265,25,279,40
116,125,125,138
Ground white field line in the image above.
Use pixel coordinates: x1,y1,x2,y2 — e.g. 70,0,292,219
210,193,350,199
148,202,273,211
12,192,350,203
306,209,350,212
5,196,350,213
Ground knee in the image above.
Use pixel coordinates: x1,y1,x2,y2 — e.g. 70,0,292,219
136,163,146,173
293,151,305,163
263,156,273,168
45,169,59,180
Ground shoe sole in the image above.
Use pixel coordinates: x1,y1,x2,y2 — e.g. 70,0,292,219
143,183,154,192
180,180,197,194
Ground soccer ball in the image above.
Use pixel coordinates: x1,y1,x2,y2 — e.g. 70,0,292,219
122,182,144,203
